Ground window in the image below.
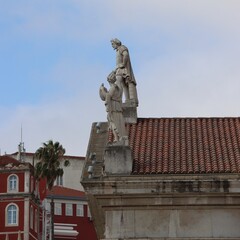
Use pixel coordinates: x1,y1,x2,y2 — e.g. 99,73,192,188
76,204,84,217
8,175,18,192
6,204,18,226
54,203,62,215
56,175,63,186
65,203,73,216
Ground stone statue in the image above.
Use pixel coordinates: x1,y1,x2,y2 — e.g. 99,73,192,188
111,38,138,106
99,71,127,142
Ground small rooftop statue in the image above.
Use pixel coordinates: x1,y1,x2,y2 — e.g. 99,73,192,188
99,71,127,143
111,38,138,106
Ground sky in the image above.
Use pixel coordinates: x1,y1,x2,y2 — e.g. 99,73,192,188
0,0,240,156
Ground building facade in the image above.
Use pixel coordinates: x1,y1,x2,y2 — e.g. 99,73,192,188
82,118,240,240
0,155,42,240
43,186,97,240
9,151,97,239
11,152,86,191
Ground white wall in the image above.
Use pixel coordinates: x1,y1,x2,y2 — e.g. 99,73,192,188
11,153,85,191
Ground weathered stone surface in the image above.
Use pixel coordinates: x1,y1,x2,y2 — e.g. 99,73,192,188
99,71,127,142
122,101,137,123
81,119,240,240
100,238,240,240
103,208,240,239
104,144,133,174
82,174,240,240
110,38,138,106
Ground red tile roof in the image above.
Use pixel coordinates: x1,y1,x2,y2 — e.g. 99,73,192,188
46,186,85,199
111,117,240,175
0,155,21,166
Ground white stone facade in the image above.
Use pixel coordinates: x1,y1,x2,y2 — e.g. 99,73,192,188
82,173,240,240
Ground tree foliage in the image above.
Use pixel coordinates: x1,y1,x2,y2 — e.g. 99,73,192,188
35,140,70,190
34,140,70,240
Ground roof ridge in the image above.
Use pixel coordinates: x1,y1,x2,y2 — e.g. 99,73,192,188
136,117,240,120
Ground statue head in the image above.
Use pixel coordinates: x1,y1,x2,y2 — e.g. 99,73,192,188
107,71,116,84
111,38,121,49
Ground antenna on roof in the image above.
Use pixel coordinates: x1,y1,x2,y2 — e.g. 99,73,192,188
17,124,26,162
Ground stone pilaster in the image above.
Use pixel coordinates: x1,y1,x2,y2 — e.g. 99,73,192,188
104,139,133,175
122,101,137,124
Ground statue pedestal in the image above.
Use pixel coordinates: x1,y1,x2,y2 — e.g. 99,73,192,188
104,140,133,175
122,100,137,124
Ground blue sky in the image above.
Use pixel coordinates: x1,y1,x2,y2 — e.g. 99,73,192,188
1,0,240,156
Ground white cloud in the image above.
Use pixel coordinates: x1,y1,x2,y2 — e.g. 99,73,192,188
137,48,240,117
6,1,240,43
0,93,106,156
1,0,240,156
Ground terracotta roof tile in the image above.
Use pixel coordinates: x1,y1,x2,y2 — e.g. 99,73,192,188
110,117,240,174
46,186,85,198
0,155,21,165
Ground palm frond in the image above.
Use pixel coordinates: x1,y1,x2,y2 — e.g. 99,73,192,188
34,140,68,190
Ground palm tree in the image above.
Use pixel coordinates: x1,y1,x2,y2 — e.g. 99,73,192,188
35,140,70,240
